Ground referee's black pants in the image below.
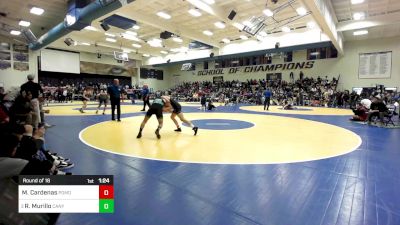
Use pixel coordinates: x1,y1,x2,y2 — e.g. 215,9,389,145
142,97,151,110
264,97,270,110
110,98,121,120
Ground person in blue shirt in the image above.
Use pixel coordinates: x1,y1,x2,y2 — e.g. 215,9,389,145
141,85,151,111
264,88,272,111
107,79,123,121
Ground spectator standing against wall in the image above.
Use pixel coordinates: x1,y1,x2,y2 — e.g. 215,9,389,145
20,75,43,128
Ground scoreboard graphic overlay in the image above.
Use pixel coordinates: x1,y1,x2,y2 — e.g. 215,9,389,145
18,175,114,213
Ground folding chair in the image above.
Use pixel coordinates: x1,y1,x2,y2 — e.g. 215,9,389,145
383,109,395,126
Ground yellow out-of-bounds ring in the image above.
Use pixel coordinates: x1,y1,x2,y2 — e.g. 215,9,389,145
79,113,361,164
44,105,144,116
240,105,353,116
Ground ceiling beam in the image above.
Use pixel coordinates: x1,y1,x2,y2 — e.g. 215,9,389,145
337,11,400,32
301,0,344,54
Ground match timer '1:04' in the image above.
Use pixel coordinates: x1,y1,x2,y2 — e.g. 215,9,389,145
18,175,114,213
98,177,111,184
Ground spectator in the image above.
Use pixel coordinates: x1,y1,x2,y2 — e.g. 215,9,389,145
360,98,372,109
351,103,368,121
20,75,43,128
367,96,389,125
0,133,28,179
207,99,216,111
9,91,33,125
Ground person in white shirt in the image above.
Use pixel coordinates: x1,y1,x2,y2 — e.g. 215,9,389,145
394,101,399,115
360,98,372,109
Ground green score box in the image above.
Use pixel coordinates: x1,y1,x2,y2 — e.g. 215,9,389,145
99,199,114,213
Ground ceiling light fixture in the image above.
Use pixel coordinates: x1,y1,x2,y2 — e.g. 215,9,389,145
160,50,168,54
296,7,307,16
65,14,77,26
156,11,171,19
353,30,368,36
243,20,252,27
202,0,215,4
259,31,267,37
125,31,137,36
307,21,316,29
233,22,244,30
353,12,365,20
143,54,150,57
19,20,31,27
172,37,183,43
282,26,291,32
203,30,213,36
214,21,226,29
80,42,90,46
148,38,163,47
30,7,44,15
188,8,202,17
132,25,140,30
170,47,188,53
122,34,141,42
351,0,364,4
240,35,248,40
132,43,142,48
106,38,117,42
152,38,162,43
222,38,230,43
256,35,265,41
84,26,97,31
263,9,274,17
105,33,115,37
10,30,21,35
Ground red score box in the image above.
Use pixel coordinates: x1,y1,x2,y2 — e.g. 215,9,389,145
99,185,114,199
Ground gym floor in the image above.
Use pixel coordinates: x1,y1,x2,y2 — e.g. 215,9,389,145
44,102,400,225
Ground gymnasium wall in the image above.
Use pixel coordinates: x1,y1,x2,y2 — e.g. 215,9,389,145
0,36,39,90
155,36,400,91
317,37,400,90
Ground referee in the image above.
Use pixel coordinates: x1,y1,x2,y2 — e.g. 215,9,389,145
263,88,272,111
107,79,123,121
141,84,150,111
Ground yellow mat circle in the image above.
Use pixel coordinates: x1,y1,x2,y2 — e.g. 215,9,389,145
240,105,353,116
79,113,361,164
